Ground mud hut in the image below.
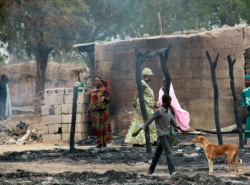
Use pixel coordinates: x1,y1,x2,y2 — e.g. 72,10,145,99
94,25,250,134
0,61,84,107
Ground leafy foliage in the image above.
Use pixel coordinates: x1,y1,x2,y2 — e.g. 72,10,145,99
0,0,89,56
122,0,250,36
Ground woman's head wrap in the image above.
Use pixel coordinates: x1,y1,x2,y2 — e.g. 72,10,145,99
94,75,109,89
1,75,8,82
142,68,153,76
244,75,250,80
162,77,166,83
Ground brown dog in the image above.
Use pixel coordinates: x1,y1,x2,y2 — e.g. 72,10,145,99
193,136,242,176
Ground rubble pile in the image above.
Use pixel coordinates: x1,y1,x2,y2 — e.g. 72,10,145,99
0,120,41,145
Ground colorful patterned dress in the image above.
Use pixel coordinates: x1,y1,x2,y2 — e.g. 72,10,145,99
124,80,158,145
89,87,113,145
241,86,250,141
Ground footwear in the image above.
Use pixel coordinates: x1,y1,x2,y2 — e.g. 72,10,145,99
150,173,158,177
148,172,158,177
152,141,158,146
168,172,178,179
96,144,102,148
103,143,107,147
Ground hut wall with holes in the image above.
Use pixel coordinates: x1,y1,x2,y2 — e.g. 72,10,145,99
0,61,83,107
94,25,250,134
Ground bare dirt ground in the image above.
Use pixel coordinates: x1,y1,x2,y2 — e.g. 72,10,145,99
0,133,250,184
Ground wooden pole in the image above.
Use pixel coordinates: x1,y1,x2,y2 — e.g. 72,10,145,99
134,46,173,153
227,55,244,148
69,85,79,152
159,42,172,95
206,51,223,145
135,48,152,154
88,52,95,87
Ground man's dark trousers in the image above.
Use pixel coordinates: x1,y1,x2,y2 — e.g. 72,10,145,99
149,135,175,174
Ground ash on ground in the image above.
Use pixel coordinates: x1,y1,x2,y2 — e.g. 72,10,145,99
76,134,125,146
1,133,250,184
0,170,248,185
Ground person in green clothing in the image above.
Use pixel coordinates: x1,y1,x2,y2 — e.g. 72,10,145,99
241,74,250,145
124,68,158,147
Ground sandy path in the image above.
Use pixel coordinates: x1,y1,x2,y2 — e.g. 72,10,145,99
0,134,249,178
1,160,246,178
0,143,92,154
0,161,159,174
0,143,153,175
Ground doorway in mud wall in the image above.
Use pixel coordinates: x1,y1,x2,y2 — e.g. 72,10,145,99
244,48,250,75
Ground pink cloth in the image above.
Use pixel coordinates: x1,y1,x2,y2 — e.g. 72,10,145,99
157,83,190,130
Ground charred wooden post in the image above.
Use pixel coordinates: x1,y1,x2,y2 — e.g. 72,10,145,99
135,48,152,154
70,85,79,152
88,52,95,87
159,42,172,95
206,51,223,145
227,55,244,148
134,46,172,154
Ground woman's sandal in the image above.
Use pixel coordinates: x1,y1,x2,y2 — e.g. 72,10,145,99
96,144,102,148
152,141,158,146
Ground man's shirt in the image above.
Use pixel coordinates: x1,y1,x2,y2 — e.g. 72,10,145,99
140,106,179,137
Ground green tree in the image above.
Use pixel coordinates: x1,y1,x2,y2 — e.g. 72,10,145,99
123,0,250,36
82,0,130,41
0,0,89,112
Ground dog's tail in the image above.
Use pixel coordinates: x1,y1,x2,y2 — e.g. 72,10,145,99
234,148,242,165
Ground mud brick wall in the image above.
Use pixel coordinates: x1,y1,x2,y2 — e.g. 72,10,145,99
95,25,250,134
42,87,93,142
0,61,83,107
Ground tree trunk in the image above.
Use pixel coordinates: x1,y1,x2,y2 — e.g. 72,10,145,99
87,52,95,87
227,55,244,148
220,15,227,27
206,51,223,145
34,46,53,114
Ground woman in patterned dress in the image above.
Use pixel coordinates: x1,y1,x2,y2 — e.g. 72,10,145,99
86,75,113,148
124,68,158,147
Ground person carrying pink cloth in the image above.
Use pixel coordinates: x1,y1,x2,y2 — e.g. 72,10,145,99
157,78,190,131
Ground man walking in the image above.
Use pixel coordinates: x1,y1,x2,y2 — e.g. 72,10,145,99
132,94,185,178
